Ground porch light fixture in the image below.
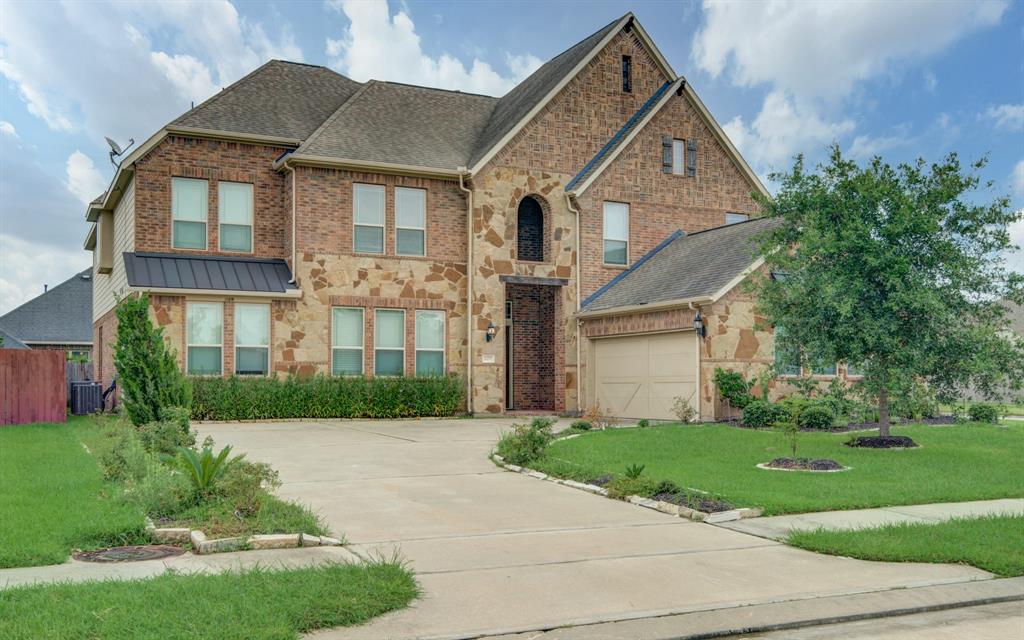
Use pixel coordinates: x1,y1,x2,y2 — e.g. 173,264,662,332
693,311,706,338
486,321,497,342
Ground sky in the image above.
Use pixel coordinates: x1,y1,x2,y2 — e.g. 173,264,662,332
1,0,1022,315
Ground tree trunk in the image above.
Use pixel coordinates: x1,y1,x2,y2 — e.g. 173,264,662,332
878,385,890,437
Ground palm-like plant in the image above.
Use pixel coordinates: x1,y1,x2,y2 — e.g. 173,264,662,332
177,445,244,498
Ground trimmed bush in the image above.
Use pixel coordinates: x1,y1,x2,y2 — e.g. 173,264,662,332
742,400,788,428
190,374,464,421
798,405,835,430
495,418,555,466
968,403,1001,424
570,420,592,431
138,406,196,458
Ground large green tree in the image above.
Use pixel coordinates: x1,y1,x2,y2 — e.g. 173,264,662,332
753,146,1024,434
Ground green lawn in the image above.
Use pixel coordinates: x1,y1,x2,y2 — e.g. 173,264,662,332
533,422,1024,515
788,515,1024,577
0,560,418,640
0,417,149,568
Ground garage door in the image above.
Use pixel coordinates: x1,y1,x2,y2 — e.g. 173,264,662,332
593,331,698,421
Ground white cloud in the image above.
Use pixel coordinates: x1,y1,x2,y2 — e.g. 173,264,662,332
721,90,854,172
65,151,107,205
0,122,17,138
325,0,540,95
848,132,911,160
1004,209,1024,274
0,234,91,316
922,70,938,92
1012,160,1024,200
150,52,219,104
982,104,1024,131
692,0,1007,104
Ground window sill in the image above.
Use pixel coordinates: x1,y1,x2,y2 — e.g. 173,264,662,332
602,263,629,270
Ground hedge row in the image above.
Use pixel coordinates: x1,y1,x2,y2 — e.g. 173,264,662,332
190,374,465,421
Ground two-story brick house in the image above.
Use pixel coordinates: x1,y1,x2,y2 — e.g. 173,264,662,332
86,13,832,421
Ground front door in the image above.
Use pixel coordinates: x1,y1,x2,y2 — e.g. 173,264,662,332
505,283,557,412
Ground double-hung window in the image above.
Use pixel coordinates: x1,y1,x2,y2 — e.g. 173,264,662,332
395,187,426,256
374,309,405,376
219,182,253,252
187,302,223,375
773,326,802,377
332,307,364,375
354,183,385,253
172,177,208,249
235,303,269,375
811,359,837,376
671,139,686,175
415,310,445,375
603,202,629,265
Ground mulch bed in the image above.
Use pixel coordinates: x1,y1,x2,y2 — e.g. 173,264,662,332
844,435,919,449
764,457,845,471
650,491,734,513
734,415,956,433
74,545,185,563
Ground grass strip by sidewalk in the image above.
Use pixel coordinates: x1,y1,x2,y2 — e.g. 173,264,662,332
788,515,1024,577
0,560,418,640
533,422,1023,515
0,418,148,568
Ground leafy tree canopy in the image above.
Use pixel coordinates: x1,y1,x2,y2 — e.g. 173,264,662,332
752,146,1024,433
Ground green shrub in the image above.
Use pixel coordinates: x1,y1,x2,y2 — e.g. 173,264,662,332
624,463,646,479
742,400,788,428
637,419,650,428
221,460,281,516
892,380,939,420
653,479,682,495
495,418,554,466
94,423,148,484
968,403,1001,424
190,374,464,420
114,294,192,426
798,405,835,429
176,445,244,500
606,476,658,499
126,458,192,518
570,420,592,431
714,368,754,409
138,406,196,458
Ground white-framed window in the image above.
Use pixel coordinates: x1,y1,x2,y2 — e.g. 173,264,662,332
672,139,686,175
332,307,364,376
374,309,405,376
811,360,838,377
354,183,385,254
187,301,222,375
219,182,254,253
726,212,749,225
603,201,629,265
415,310,445,376
395,187,426,256
172,177,208,249
235,303,269,375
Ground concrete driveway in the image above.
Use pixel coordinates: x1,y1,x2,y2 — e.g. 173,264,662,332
198,418,993,640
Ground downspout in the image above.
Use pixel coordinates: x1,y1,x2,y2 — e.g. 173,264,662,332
689,301,702,420
288,165,297,284
458,168,474,414
566,193,583,413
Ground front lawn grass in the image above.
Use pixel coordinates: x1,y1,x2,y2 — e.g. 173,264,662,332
788,515,1024,577
0,417,148,568
532,422,1023,515
0,560,418,640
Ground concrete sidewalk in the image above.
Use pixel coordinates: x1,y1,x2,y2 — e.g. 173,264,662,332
0,546,359,590
715,498,1024,541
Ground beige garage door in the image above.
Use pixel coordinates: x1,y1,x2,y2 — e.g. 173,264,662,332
593,331,698,421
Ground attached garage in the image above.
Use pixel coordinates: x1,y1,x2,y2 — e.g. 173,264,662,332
591,331,698,420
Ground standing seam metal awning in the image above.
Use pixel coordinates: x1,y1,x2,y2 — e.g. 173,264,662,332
124,252,298,294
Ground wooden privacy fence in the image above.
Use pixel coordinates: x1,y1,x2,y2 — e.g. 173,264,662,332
66,361,95,402
0,350,67,425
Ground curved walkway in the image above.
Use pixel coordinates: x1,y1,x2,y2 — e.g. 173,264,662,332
197,418,997,640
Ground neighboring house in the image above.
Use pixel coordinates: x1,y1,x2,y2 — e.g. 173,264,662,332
0,269,93,357
83,13,856,420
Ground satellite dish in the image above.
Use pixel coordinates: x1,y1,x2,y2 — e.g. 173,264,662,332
105,136,135,167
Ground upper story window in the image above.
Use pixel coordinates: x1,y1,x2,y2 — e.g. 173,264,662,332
621,55,632,93
219,182,253,253
332,307,364,376
395,187,426,256
374,309,405,376
516,196,545,262
235,303,269,376
415,310,445,376
172,177,208,250
187,301,222,376
664,138,698,177
354,183,385,254
603,201,629,265
726,212,749,225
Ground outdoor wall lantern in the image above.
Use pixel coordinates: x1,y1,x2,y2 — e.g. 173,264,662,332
693,311,706,338
486,321,497,342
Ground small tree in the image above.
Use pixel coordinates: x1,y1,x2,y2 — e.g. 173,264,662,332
114,293,192,426
753,146,1024,436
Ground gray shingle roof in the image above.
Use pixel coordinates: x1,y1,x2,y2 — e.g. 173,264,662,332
295,81,498,170
0,326,29,349
467,16,623,168
124,252,298,294
0,269,94,344
582,217,780,312
171,60,362,141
